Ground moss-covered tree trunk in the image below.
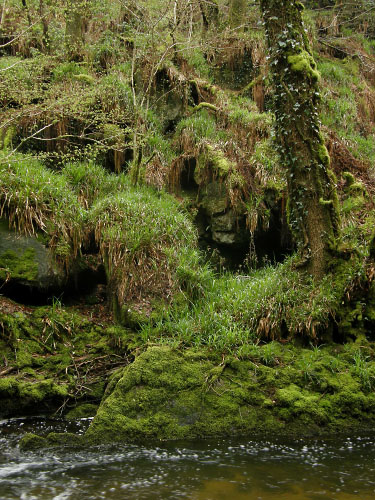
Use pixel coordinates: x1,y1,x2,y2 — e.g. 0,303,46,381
65,0,87,61
229,0,246,29
260,0,340,279
198,0,219,31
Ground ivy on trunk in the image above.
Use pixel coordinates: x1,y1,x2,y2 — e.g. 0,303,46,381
260,0,340,279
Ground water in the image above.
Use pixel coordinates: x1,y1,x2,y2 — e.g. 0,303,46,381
1,417,375,499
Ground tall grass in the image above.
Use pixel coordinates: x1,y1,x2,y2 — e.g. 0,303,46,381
88,186,200,305
140,256,366,351
62,162,129,208
0,152,85,266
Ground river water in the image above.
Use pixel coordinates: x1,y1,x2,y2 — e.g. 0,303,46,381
1,417,375,500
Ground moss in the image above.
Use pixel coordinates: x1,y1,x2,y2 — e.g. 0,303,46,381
276,384,331,426
65,403,99,420
19,432,83,450
192,102,218,113
196,144,234,180
0,377,69,416
238,75,263,96
83,344,375,443
46,432,83,448
88,342,375,440
0,248,38,282
0,300,123,417
72,74,95,85
316,143,330,168
319,198,333,206
343,171,355,187
19,433,48,451
1,126,17,150
287,50,321,82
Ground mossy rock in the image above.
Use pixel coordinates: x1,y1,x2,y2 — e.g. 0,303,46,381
85,346,282,443
19,432,83,451
0,377,69,417
19,433,48,451
0,218,65,291
65,403,99,420
84,345,375,443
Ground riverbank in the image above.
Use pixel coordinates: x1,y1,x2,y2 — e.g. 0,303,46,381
2,292,375,445
1,0,375,447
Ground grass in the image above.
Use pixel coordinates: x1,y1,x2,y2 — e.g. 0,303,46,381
139,255,367,351
227,97,272,132
88,185,199,307
62,161,129,208
183,49,211,80
0,153,208,317
0,152,85,266
175,110,222,149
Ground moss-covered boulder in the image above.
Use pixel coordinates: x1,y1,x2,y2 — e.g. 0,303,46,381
0,218,65,292
19,433,48,451
0,377,69,417
84,344,375,443
85,346,282,443
65,403,99,420
19,432,83,451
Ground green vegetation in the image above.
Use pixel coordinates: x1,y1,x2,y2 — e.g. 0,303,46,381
88,186,200,321
1,0,375,444
85,343,375,443
0,153,85,266
139,255,370,350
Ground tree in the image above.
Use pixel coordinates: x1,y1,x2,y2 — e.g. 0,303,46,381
260,0,340,279
229,0,246,29
65,0,88,60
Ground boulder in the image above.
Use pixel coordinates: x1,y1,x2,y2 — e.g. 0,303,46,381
84,346,281,443
0,218,65,293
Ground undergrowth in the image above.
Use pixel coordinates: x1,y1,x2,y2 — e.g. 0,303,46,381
139,255,367,351
0,152,85,267
88,186,200,308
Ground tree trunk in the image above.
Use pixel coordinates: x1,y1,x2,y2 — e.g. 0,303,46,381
198,0,219,32
39,0,50,52
229,0,246,29
260,0,340,279
65,0,86,61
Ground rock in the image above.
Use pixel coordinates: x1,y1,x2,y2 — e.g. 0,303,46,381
211,210,237,232
198,181,228,215
19,432,83,451
0,217,65,293
197,182,248,248
84,346,282,443
0,377,69,417
65,403,99,420
211,230,237,245
84,344,375,444
210,209,247,246
19,433,48,451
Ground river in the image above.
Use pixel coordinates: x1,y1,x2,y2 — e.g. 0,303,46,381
1,417,374,499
